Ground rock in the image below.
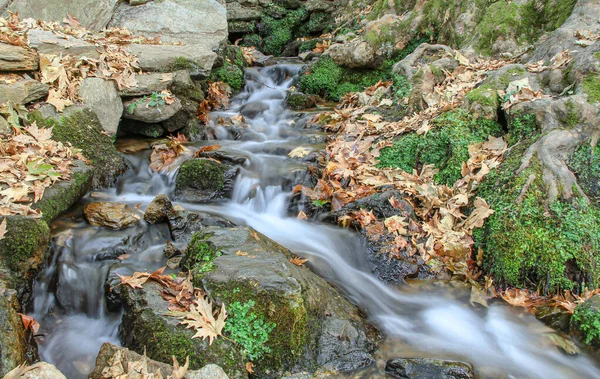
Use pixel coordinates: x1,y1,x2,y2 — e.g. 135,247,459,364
535,305,571,333
13,362,67,379
129,0,151,5
26,29,100,60
285,92,317,110
326,39,377,69
248,49,277,67
0,78,49,105
83,202,140,230
5,0,118,30
195,226,379,375
239,101,269,118
385,358,474,379
174,159,238,203
392,44,455,79
30,106,128,188
0,116,11,135
118,73,174,97
0,278,31,376
109,0,228,50
167,208,235,245
78,78,123,136
144,194,174,224
118,281,247,377
123,96,182,123
0,44,39,71
126,44,218,75
119,120,166,138
89,343,229,379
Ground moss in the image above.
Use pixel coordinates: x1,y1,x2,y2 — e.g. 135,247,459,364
474,142,600,293
240,34,262,47
212,62,244,92
594,52,600,61
29,109,126,188
507,113,538,146
572,296,600,346
378,110,503,185
566,99,581,127
475,1,521,55
520,0,577,40
582,74,600,103
261,7,308,56
569,143,600,203
184,232,221,285
306,11,329,34
35,168,93,223
466,85,499,108
0,217,50,281
175,159,227,192
167,57,198,72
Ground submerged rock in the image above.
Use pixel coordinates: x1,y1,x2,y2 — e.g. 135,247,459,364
385,358,474,379
84,202,140,230
285,91,318,110
174,159,238,203
89,342,229,379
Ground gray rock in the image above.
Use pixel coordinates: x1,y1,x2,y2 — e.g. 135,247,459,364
129,0,151,5
226,2,261,22
118,73,174,97
239,101,269,118
123,96,182,123
0,116,10,135
385,358,474,379
0,44,38,71
174,158,238,203
326,39,376,69
26,29,99,60
126,44,218,74
89,343,230,379
120,120,165,138
167,208,235,244
5,0,118,30
109,0,228,50
0,78,49,105
78,78,123,135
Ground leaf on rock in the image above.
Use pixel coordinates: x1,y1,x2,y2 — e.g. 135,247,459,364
290,257,308,266
288,147,311,158
170,295,227,345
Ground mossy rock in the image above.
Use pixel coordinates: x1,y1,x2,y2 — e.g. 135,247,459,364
0,216,50,303
285,91,317,110
571,294,600,347
174,158,236,203
118,282,247,378
29,108,128,189
474,141,600,293
378,110,503,186
260,7,308,56
197,226,378,376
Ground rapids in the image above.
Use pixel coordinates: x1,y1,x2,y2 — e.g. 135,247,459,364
30,62,600,378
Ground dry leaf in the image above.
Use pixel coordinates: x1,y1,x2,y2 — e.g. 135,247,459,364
0,218,6,240
290,257,308,266
245,362,255,374
169,295,227,345
288,147,311,158
19,313,40,334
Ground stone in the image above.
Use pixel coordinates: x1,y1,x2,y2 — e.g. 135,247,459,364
109,0,228,50
126,44,218,75
167,208,235,245
0,79,49,105
0,116,10,135
326,39,376,69
123,97,182,123
285,92,317,110
571,294,600,347
0,278,30,376
225,2,261,22
129,0,151,5
144,194,175,224
118,73,174,97
174,159,238,203
119,120,165,138
89,343,229,379
15,362,67,379
26,29,99,60
239,101,269,118
78,78,123,135
5,0,118,30
83,202,140,230
0,44,38,71
385,358,474,379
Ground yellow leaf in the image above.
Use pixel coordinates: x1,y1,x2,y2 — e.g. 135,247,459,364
288,147,311,158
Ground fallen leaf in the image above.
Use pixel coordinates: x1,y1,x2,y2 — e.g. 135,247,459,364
290,257,308,266
169,295,227,345
19,313,40,334
0,218,6,241
288,147,311,158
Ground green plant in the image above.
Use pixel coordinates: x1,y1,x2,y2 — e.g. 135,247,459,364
224,300,276,361
572,299,600,345
507,113,538,146
312,199,329,207
184,232,222,284
582,74,600,103
127,91,168,114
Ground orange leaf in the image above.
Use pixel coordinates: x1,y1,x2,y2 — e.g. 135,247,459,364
290,257,308,266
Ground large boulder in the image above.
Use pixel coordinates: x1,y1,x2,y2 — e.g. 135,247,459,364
126,44,218,75
0,78,49,105
326,39,377,69
89,343,229,379
109,0,228,51
78,78,123,136
174,159,238,203
5,0,118,30
0,44,38,71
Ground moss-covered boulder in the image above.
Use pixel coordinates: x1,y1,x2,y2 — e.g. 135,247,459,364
29,107,128,189
285,91,317,110
118,281,247,378
196,226,379,376
174,158,238,203
571,294,600,347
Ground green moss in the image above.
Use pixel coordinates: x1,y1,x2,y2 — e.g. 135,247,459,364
466,85,499,108
35,168,93,223
299,39,319,53
175,159,227,192
475,142,600,293
306,12,329,34
520,0,577,40
378,110,503,185
582,74,600,103
569,144,600,203
0,217,50,279
261,7,308,56
507,113,538,146
475,1,521,55
28,109,126,188
566,99,581,127
184,232,221,285
572,297,600,346
212,62,244,92
594,52,600,61
168,57,197,72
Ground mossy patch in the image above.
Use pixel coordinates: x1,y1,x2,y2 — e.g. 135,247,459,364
506,113,538,146
212,62,244,92
0,217,49,277
261,7,308,56
378,110,503,185
183,232,221,285
569,143,600,203
474,142,600,293
582,74,600,103
572,296,600,346
175,159,227,193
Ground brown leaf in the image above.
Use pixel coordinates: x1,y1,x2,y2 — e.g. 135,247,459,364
245,362,255,374
290,257,308,266
169,295,227,345
19,313,40,334
0,218,6,241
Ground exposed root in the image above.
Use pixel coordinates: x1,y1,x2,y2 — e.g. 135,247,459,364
392,43,454,79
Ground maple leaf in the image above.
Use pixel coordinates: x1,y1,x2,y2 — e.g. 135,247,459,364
170,295,227,345
169,356,189,379
118,271,150,289
290,257,308,266
245,362,255,374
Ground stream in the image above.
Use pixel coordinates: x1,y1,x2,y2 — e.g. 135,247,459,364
30,62,600,379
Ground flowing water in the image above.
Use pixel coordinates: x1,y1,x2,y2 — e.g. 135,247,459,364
30,62,600,378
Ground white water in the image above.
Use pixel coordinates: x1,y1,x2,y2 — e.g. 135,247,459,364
31,62,600,378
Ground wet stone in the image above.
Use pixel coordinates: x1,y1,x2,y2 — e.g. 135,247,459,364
83,202,140,230
143,194,174,224
385,358,474,379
